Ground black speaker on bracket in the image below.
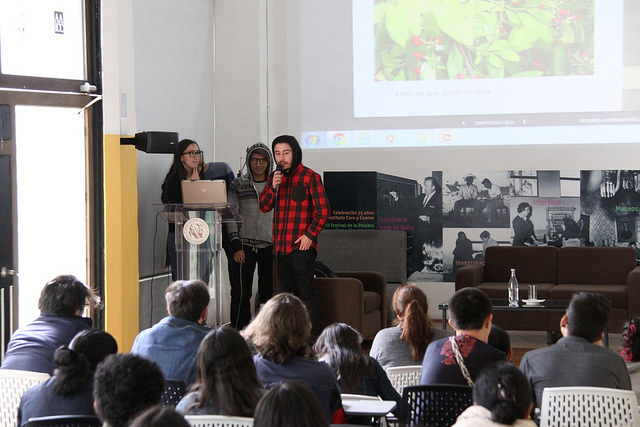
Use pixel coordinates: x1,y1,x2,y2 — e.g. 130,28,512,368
120,131,179,153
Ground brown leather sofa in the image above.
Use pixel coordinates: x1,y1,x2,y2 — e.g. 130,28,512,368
455,246,640,333
315,271,387,340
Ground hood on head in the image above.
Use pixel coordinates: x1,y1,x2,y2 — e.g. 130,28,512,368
245,142,273,177
272,134,302,176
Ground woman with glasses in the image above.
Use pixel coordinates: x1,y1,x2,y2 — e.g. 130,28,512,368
161,139,204,280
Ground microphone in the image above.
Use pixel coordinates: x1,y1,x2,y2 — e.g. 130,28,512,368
275,164,283,192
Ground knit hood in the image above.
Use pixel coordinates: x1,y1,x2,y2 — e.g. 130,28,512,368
272,134,302,176
244,142,273,179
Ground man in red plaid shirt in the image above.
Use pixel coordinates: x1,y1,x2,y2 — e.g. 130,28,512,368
260,134,330,336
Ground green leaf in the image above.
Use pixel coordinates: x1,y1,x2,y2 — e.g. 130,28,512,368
508,23,540,51
434,1,474,46
386,3,409,46
562,26,575,44
420,61,436,80
422,8,439,40
499,50,520,62
380,50,402,67
447,43,464,79
488,40,509,52
392,69,406,81
401,0,422,36
374,2,386,24
488,54,504,69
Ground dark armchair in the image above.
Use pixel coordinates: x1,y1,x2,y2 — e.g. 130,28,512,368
315,271,387,340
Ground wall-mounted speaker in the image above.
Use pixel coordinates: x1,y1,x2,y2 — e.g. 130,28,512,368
121,131,179,153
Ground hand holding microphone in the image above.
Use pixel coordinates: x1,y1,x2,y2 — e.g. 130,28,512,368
273,164,283,191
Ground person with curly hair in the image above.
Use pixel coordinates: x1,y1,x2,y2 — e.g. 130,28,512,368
176,326,264,416
370,283,451,369
242,293,345,424
93,353,165,427
453,361,535,426
17,329,117,426
1,275,100,374
620,317,640,403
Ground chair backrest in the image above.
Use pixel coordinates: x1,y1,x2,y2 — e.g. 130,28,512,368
398,384,473,427
184,415,254,427
25,415,102,427
341,393,381,401
160,379,187,407
385,365,422,395
539,386,640,427
0,369,50,427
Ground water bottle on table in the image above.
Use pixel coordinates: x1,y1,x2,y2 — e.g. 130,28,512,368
508,268,519,307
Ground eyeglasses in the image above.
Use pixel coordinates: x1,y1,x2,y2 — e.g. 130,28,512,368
250,158,268,165
183,150,203,158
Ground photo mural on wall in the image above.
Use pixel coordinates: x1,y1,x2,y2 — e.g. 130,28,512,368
323,170,640,283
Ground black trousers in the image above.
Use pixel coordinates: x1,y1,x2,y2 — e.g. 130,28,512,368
229,245,274,330
276,249,323,338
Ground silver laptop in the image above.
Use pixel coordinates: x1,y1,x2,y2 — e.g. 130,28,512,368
181,180,227,204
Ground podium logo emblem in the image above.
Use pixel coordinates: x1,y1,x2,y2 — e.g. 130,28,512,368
183,218,209,245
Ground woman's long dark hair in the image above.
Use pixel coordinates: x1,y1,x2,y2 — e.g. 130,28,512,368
161,139,202,201
473,361,532,424
393,283,435,361
52,329,118,395
313,323,373,393
189,326,262,417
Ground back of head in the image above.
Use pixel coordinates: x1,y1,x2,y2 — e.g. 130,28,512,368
473,361,532,425
52,329,118,395
129,406,190,427
242,293,311,364
448,288,492,330
488,325,511,357
393,283,433,361
165,280,210,322
254,381,328,427
94,353,165,427
194,326,261,417
312,323,368,392
566,292,611,342
621,317,640,362
38,275,98,317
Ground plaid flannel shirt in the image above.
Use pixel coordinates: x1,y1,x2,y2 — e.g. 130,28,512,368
260,163,330,255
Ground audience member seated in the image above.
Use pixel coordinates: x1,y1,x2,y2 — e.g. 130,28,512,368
131,280,210,386
314,322,400,423
453,361,536,427
242,293,345,424
93,353,165,427
370,283,452,369
488,325,513,362
620,317,640,403
129,406,190,427
176,326,264,416
254,381,329,427
17,329,117,426
520,292,631,407
1,275,99,374
420,288,505,386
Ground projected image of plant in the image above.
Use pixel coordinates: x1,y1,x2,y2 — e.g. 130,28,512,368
374,0,594,81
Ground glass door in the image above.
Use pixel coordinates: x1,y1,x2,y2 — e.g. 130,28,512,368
0,0,102,353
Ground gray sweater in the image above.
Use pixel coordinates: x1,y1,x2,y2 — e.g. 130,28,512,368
370,325,452,369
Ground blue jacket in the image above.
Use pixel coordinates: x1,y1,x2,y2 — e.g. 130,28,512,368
131,316,210,386
1,313,92,374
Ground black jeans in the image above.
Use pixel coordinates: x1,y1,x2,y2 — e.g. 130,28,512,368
229,245,274,330
276,249,323,338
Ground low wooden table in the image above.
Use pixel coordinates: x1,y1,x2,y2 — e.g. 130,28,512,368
437,299,608,347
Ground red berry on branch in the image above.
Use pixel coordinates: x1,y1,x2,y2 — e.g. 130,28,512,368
456,73,465,79
413,67,421,75
413,51,424,59
411,36,423,46
572,14,580,20
560,9,569,17
538,4,545,9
